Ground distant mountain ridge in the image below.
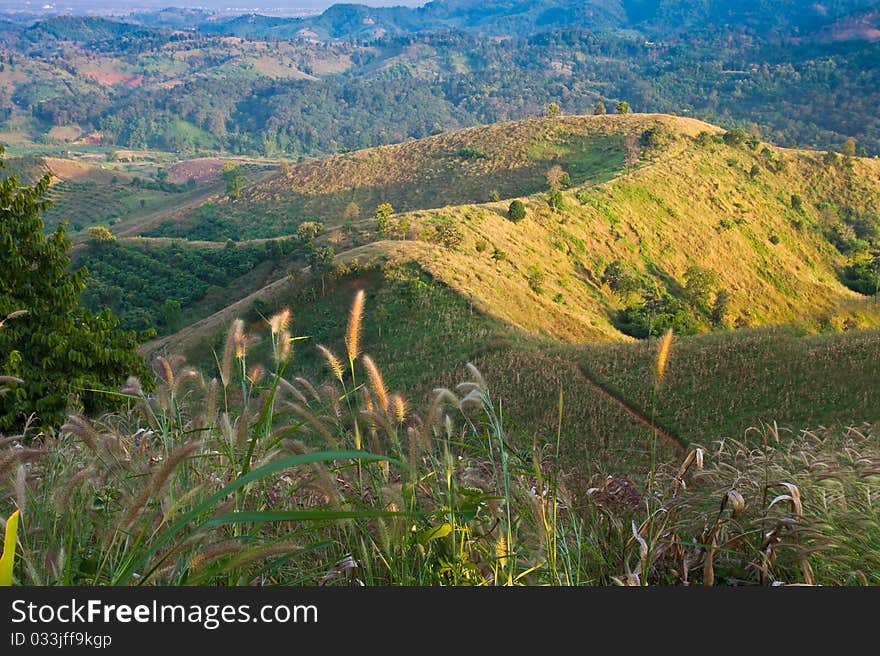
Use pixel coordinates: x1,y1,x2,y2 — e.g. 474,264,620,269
5,1,878,41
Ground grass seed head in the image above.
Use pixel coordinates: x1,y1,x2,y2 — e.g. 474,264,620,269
316,344,344,382
268,308,291,335
346,290,365,363
362,355,389,412
656,328,674,380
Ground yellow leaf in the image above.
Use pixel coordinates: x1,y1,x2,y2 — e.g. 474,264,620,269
0,509,20,586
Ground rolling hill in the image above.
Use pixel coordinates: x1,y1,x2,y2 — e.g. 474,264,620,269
138,114,880,341
126,113,880,475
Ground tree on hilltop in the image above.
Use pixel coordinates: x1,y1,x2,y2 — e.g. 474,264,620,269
507,200,526,222
0,145,151,432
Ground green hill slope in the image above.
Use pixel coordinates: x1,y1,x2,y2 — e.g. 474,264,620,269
139,113,880,345
133,113,880,479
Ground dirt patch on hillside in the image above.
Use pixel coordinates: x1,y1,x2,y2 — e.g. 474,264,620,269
43,157,118,184
48,125,82,141
166,158,230,185
83,70,145,88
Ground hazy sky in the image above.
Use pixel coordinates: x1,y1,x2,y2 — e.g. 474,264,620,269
4,0,428,16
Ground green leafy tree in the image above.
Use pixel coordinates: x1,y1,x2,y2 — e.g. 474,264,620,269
307,245,336,296
602,259,641,295
0,147,151,431
711,289,731,327
87,226,116,243
507,200,526,222
527,265,545,294
546,165,570,191
546,102,560,118
162,298,182,334
842,138,856,158
296,220,324,244
375,203,394,235
548,188,565,213
594,101,607,115
722,129,748,147
684,264,718,314
615,101,631,114
220,163,248,200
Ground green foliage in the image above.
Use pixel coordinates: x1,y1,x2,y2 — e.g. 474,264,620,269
640,125,671,152
220,163,248,200
722,128,748,147
306,244,336,295
76,242,272,333
710,289,731,327
547,188,566,213
507,199,526,222
87,226,116,242
546,102,560,118
0,147,151,431
457,146,490,160
611,264,723,339
613,291,702,339
683,265,718,314
615,101,631,114
527,265,545,294
162,298,182,333
296,220,324,243
424,217,463,250
375,202,394,235
841,252,880,296
602,259,641,295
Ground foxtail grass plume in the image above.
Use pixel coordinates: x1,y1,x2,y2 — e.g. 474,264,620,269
346,290,365,363
220,319,245,387
233,321,246,358
390,394,407,424
316,345,344,383
0,310,27,331
268,308,291,335
274,329,292,363
155,356,174,386
656,328,674,380
362,355,388,411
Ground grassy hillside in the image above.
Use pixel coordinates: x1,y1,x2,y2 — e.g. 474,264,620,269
144,259,880,482
140,113,880,346
133,114,880,485
143,115,637,240
396,117,880,341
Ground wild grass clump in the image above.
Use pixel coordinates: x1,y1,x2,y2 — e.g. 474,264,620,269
579,422,880,585
1,296,877,585
0,294,594,585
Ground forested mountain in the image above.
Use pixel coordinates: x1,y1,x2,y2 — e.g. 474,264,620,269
1,1,878,157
